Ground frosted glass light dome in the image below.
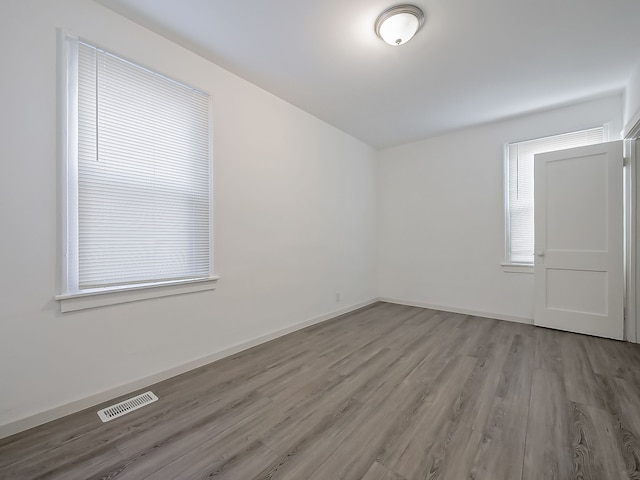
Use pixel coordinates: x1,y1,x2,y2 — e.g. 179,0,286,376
375,5,425,46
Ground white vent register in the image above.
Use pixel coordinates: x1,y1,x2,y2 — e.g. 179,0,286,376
97,391,158,422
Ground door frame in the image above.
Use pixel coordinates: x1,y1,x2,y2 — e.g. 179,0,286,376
624,116,640,343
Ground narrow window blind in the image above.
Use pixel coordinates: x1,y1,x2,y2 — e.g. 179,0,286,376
73,40,212,290
506,127,604,264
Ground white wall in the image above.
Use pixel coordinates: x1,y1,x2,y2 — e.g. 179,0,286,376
378,95,623,322
625,65,640,134
0,0,377,434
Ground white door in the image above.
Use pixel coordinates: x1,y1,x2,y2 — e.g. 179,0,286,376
534,141,624,340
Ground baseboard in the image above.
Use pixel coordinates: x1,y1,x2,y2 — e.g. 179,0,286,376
0,298,378,440
378,297,533,325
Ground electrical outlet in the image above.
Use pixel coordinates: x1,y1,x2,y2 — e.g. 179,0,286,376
336,292,341,302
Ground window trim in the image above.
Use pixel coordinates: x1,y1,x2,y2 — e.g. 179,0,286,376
502,124,611,272
500,263,534,274
55,277,221,313
57,31,218,311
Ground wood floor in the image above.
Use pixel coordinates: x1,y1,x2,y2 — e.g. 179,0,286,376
2,302,640,480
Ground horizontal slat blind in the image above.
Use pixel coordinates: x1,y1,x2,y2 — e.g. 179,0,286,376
507,127,604,264
77,42,211,289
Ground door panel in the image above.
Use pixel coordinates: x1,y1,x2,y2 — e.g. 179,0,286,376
534,141,623,340
545,269,607,315
545,154,607,251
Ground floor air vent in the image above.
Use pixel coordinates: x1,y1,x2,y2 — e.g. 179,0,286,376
97,391,158,422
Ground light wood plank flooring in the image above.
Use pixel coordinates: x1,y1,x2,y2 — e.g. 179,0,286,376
2,302,640,479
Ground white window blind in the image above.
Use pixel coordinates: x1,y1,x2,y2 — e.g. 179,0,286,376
506,127,605,265
65,38,212,291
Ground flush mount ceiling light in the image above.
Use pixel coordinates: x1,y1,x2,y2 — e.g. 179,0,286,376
375,4,425,46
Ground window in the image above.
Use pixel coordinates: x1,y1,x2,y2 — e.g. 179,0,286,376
58,35,215,310
505,126,606,266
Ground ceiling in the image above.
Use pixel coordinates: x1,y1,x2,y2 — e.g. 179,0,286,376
96,0,640,149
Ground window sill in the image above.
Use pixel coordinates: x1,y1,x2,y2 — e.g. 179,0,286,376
56,276,220,313
501,263,534,274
